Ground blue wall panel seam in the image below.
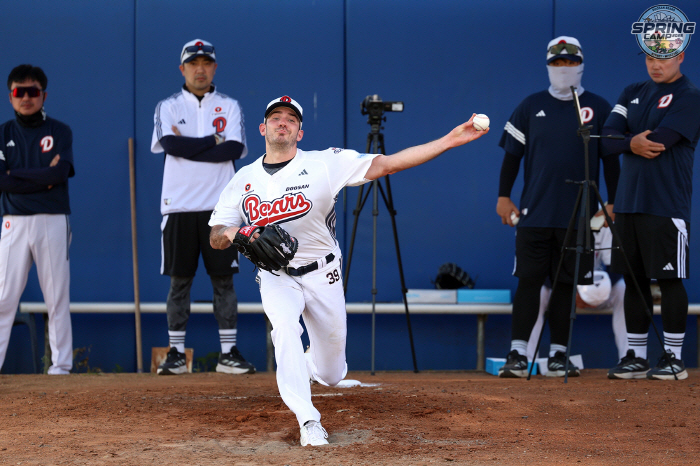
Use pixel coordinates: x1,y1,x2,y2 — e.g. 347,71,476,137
342,0,349,260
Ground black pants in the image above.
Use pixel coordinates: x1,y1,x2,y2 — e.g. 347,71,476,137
166,275,238,331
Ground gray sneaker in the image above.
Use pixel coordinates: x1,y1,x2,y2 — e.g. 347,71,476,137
157,347,187,375
216,347,256,374
546,351,580,377
498,350,528,378
646,350,688,380
607,349,650,379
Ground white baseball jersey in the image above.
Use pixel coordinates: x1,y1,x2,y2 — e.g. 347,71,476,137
210,146,378,428
209,147,379,267
151,86,247,215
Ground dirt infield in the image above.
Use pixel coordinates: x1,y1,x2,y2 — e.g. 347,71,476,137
1,370,698,465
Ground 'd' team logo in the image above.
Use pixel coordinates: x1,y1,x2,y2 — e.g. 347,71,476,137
40,136,54,152
658,93,674,108
212,117,227,133
631,5,695,59
243,192,312,226
580,107,594,124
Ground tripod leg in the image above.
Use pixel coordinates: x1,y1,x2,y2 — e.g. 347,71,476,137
371,181,378,375
370,133,381,375
527,183,584,380
563,197,588,383
343,185,371,294
378,176,419,373
345,128,420,374
345,130,382,293
558,179,598,383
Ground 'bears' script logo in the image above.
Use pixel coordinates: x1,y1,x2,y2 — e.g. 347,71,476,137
243,192,312,225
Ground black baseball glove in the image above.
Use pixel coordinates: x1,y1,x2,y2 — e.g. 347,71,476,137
232,224,298,272
433,263,475,289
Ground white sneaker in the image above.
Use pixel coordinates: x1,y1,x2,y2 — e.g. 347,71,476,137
300,420,329,446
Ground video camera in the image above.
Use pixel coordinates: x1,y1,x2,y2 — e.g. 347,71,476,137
361,95,404,124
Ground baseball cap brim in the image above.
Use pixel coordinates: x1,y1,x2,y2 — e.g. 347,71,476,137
265,96,303,123
547,54,583,64
183,54,216,64
180,39,216,65
546,36,584,64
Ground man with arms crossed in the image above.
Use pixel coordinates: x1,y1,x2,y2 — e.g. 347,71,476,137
604,51,700,380
0,64,75,374
152,39,254,375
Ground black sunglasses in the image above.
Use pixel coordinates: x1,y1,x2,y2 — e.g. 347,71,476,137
11,86,42,98
183,45,215,55
548,43,581,55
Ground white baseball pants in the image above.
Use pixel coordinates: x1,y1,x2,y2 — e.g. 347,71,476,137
528,281,628,361
0,214,73,374
259,248,347,427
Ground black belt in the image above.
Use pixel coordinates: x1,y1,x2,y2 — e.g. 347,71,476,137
285,253,335,277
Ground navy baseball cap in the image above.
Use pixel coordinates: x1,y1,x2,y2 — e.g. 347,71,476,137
546,36,583,64
265,96,304,127
181,39,216,64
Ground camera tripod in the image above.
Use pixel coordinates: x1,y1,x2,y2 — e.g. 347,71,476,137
343,110,418,375
529,86,676,382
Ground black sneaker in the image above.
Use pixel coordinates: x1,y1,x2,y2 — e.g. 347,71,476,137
157,347,187,375
646,350,688,380
216,347,256,374
607,349,650,379
546,351,580,377
498,350,528,378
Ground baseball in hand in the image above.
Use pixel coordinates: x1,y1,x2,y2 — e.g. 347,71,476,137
510,212,519,225
473,114,490,131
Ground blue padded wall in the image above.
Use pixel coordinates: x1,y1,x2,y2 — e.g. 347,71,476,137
2,0,699,372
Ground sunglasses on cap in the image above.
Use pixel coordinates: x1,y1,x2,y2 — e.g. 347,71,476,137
548,43,581,55
11,86,42,98
183,45,215,55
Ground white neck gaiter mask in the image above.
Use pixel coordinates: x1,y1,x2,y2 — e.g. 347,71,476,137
547,63,584,100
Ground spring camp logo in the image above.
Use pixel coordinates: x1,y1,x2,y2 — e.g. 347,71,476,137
632,5,695,59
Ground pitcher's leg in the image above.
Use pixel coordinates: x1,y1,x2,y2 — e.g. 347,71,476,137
261,271,320,427
301,258,348,387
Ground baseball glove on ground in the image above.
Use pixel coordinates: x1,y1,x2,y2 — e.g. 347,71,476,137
433,263,475,289
232,224,298,272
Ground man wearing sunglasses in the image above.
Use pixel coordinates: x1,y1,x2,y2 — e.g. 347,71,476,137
496,36,620,378
151,39,254,375
603,51,700,380
0,64,75,374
